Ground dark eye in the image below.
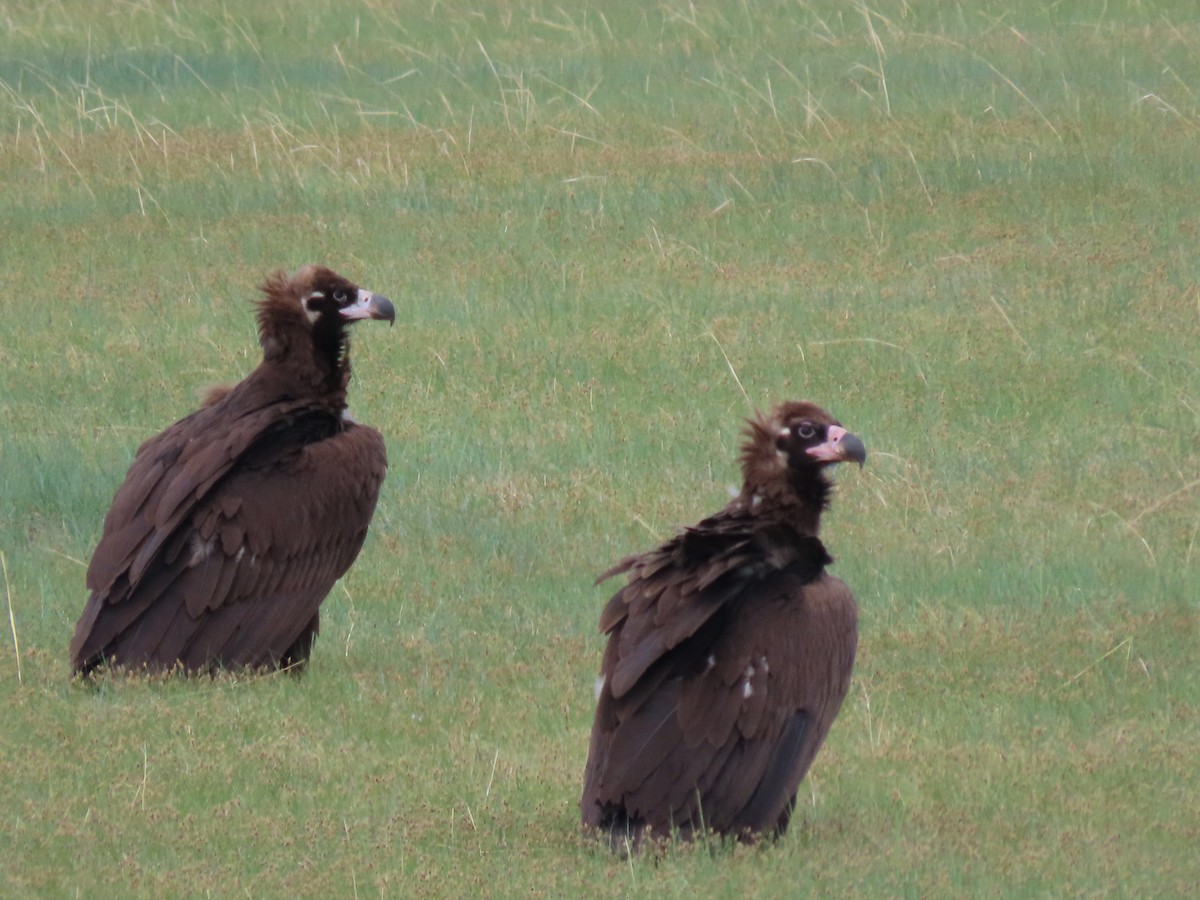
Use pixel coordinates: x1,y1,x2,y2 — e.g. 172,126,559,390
796,422,817,440
332,290,348,303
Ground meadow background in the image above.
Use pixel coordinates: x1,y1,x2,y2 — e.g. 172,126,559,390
1,0,1198,895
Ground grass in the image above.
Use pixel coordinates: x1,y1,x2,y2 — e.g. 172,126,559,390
2,0,1198,895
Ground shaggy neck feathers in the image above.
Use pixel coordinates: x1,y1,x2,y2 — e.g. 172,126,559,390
737,413,831,537
255,274,350,403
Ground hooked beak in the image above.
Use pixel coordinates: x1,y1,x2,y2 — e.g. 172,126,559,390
340,289,396,326
806,424,867,467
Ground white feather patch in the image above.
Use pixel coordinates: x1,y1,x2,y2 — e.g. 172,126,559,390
188,535,215,566
302,290,323,323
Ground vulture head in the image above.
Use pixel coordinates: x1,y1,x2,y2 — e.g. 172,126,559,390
740,400,866,524
257,265,396,391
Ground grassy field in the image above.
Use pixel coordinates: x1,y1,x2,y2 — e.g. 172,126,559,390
1,0,1198,895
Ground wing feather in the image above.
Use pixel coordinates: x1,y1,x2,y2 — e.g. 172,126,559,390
85,399,314,597
730,713,812,832
71,404,386,674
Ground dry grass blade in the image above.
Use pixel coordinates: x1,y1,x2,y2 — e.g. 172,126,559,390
2,552,19,685
706,331,752,410
807,337,928,385
1063,637,1132,686
1129,479,1200,528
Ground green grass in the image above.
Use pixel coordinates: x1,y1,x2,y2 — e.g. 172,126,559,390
2,0,1198,895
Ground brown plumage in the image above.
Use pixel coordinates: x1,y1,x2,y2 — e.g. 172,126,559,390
581,401,866,846
70,265,396,676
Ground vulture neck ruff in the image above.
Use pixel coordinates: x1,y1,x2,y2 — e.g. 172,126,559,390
256,279,352,403
738,413,833,537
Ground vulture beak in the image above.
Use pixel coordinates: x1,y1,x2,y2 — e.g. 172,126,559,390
807,425,867,467
340,290,397,326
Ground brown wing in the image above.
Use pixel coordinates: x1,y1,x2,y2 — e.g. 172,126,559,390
581,525,857,840
71,407,387,674
81,395,320,605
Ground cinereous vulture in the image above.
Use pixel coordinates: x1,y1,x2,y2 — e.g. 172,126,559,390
70,265,395,676
581,401,866,846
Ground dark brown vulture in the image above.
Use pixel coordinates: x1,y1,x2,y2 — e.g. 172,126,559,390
70,265,395,676
581,401,866,846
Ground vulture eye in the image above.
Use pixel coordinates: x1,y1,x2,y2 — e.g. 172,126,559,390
795,422,817,440
332,290,348,304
